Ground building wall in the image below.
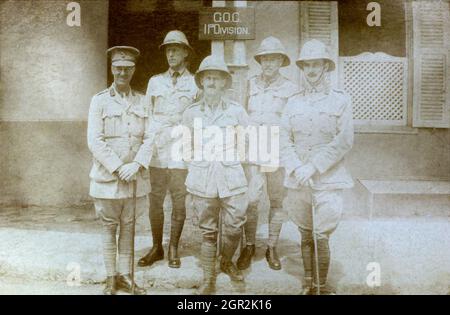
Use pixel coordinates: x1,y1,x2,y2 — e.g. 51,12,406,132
0,0,108,206
0,0,449,211
245,1,450,216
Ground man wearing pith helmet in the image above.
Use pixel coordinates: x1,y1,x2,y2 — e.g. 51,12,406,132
280,39,354,295
87,46,154,295
237,36,298,272
182,55,250,294
138,30,197,269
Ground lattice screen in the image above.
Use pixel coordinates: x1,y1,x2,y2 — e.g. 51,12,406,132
339,52,408,125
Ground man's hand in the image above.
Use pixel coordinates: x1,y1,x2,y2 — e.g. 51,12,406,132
294,163,317,186
117,162,141,182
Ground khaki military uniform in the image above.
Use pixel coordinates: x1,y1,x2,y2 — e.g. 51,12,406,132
87,84,154,276
242,73,298,247
143,68,197,257
182,97,249,253
88,84,153,200
280,88,354,238
145,68,198,169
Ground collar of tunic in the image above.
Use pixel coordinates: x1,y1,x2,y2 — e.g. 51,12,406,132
168,67,187,78
255,73,286,91
300,72,331,96
108,84,140,111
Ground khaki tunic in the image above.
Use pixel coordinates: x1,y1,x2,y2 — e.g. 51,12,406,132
144,69,197,169
280,88,354,236
280,88,354,191
87,85,154,199
247,74,298,128
245,74,298,204
182,98,250,199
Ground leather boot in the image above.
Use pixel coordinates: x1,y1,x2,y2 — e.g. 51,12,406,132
168,216,185,268
220,258,244,281
300,228,313,294
103,276,116,295
265,246,281,270
311,238,332,295
139,203,165,267
220,233,244,281
237,244,255,270
197,242,217,295
138,245,164,267
116,274,147,295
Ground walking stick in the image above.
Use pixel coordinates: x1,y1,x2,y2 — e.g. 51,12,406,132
218,208,223,257
131,179,137,295
309,179,320,296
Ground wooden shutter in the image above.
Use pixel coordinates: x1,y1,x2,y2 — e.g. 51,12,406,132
300,1,339,87
412,0,450,128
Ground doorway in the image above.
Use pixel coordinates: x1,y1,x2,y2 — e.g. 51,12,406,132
108,0,212,92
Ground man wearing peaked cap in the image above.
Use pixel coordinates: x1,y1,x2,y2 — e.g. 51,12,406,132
280,39,354,295
182,55,250,294
87,45,153,295
107,46,140,66
138,30,198,269
237,36,298,272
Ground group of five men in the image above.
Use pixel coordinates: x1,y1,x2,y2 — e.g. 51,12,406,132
87,30,354,295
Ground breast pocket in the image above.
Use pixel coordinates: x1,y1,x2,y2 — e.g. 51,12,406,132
290,113,312,136
102,109,123,137
269,92,287,114
152,91,168,114
247,87,260,111
318,110,338,136
129,107,148,137
175,90,195,112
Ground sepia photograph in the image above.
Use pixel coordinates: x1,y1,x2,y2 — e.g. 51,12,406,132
0,0,449,297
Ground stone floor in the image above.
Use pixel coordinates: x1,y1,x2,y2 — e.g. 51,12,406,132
0,205,449,295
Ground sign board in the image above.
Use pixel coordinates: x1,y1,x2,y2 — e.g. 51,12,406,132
199,7,255,40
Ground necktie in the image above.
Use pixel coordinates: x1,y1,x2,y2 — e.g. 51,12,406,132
172,71,180,86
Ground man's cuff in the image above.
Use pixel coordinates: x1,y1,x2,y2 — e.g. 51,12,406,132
310,155,328,174
105,157,124,174
133,157,149,170
285,159,302,177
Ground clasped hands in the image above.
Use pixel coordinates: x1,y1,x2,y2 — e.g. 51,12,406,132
116,162,141,182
